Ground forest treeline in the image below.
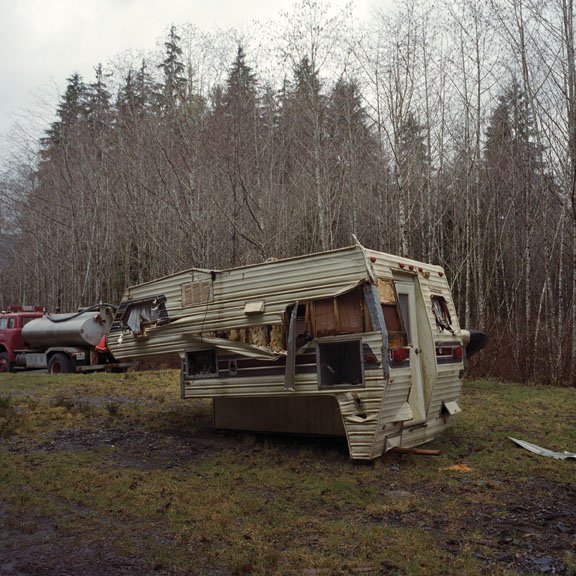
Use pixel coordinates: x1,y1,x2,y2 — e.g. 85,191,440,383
1,0,576,385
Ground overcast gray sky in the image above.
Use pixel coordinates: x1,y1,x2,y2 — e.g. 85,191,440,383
0,0,370,167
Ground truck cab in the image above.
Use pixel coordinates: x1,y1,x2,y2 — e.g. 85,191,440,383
0,306,44,372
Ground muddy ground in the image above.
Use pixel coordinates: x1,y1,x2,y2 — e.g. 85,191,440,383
0,384,575,576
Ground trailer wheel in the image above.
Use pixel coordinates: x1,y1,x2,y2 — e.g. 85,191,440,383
48,353,72,374
0,352,12,373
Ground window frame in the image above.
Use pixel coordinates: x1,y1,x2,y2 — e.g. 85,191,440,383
316,337,365,389
185,349,219,379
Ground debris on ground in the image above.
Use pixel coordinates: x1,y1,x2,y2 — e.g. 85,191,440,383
440,463,473,472
509,437,576,460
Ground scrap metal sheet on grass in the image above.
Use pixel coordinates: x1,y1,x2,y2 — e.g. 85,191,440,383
509,437,576,460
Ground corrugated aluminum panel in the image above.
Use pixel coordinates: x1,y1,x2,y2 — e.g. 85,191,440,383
109,244,468,460
427,366,464,417
109,247,376,359
398,414,458,449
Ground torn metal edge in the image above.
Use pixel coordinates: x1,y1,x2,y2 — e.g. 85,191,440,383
509,437,576,460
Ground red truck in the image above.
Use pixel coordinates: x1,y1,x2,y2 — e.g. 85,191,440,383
0,304,129,374
0,306,44,372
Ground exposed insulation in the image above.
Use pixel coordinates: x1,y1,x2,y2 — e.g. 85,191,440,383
249,325,270,347
217,326,275,349
270,325,284,351
377,278,396,304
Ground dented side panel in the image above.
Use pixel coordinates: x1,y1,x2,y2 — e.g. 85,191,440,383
110,244,467,460
108,247,376,360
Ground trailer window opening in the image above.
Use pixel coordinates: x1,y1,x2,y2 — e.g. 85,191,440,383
317,340,364,388
121,296,169,336
186,350,218,378
431,296,454,333
398,293,411,343
376,279,407,350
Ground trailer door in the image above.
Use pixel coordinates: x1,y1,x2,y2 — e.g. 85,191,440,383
395,281,426,423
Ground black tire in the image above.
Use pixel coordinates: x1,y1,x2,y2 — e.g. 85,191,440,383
48,353,72,374
0,351,12,373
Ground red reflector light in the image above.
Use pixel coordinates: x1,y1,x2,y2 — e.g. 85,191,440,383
364,353,378,363
370,256,376,263
436,345,463,362
391,347,410,363
399,263,405,268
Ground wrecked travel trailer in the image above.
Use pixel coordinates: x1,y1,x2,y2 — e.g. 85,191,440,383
107,244,486,461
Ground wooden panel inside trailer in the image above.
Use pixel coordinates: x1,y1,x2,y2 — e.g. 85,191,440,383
213,395,346,436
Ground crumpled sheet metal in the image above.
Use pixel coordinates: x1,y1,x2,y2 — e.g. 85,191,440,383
181,334,283,360
509,437,576,460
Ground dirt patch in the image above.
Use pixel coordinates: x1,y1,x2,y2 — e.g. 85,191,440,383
38,425,227,470
459,479,576,574
0,501,159,576
395,475,576,575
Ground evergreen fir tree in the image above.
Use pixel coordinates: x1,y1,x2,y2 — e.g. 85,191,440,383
158,25,187,111
42,73,88,150
86,64,112,132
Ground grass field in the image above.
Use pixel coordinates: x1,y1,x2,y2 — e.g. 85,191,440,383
0,371,575,576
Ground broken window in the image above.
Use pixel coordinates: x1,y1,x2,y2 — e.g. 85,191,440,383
317,340,364,388
186,350,218,378
121,296,169,336
431,296,454,334
398,293,411,343
376,279,407,350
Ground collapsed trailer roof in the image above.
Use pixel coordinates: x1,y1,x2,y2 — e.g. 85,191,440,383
107,244,446,360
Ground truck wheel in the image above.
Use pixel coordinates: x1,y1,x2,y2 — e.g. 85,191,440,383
48,353,72,374
0,352,12,373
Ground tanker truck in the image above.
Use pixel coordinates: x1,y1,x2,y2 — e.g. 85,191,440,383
0,304,131,374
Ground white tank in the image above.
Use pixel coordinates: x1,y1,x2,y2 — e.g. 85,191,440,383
22,309,113,349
